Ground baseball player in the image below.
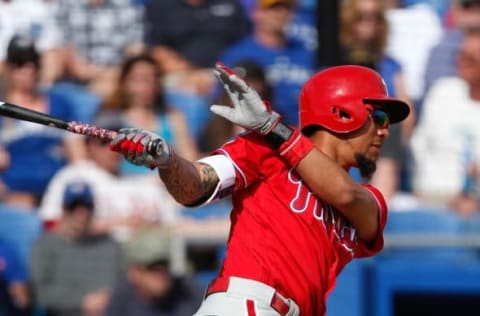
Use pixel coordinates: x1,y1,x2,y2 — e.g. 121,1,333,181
110,63,410,315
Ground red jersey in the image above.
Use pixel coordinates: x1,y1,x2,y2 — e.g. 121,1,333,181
211,132,388,315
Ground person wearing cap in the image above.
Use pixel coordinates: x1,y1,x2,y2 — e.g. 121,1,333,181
110,62,410,315
30,181,125,316
218,0,316,127
105,228,204,316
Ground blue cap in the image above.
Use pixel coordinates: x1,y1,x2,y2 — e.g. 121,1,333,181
62,182,94,209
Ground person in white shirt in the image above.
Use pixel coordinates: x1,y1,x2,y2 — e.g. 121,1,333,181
385,0,444,105
0,0,63,85
410,30,480,216
39,114,181,241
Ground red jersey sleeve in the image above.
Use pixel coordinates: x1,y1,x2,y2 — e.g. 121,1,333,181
353,184,388,258
214,132,276,191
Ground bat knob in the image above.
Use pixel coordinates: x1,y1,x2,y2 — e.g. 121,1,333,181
146,138,164,156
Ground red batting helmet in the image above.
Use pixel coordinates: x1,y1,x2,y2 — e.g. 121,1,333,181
299,65,410,134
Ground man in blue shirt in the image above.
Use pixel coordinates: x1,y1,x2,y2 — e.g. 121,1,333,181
219,0,316,126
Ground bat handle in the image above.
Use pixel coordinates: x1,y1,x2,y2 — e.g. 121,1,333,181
67,121,165,159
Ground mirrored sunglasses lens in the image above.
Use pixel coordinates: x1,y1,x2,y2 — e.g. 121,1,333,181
372,110,389,128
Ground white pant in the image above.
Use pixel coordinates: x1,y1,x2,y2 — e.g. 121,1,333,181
193,277,300,316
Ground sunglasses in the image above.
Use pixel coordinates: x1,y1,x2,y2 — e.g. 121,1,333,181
354,11,382,23
370,109,390,128
144,260,169,272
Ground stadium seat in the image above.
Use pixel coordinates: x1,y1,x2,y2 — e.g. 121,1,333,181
180,198,231,220
381,208,474,261
0,204,43,268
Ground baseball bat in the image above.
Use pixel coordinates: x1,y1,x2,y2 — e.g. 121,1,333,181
0,101,163,155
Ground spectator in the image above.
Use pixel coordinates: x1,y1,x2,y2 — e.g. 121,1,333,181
385,0,443,107
410,30,480,217
0,238,31,316
0,0,63,86
144,0,251,142
100,54,199,177
0,35,85,209
105,227,204,316
38,114,181,240
396,0,451,19
144,0,250,74
49,0,147,119
30,181,125,316
285,0,318,52
56,0,146,86
339,0,416,203
219,0,315,126
423,0,480,100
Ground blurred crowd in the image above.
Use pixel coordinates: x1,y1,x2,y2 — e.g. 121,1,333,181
0,0,480,315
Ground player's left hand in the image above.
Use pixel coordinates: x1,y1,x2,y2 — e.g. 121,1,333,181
110,127,175,169
211,62,281,135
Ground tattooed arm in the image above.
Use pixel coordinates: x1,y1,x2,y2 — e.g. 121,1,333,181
110,127,224,207
158,158,219,206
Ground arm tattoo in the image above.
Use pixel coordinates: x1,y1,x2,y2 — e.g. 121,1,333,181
199,163,218,196
158,158,219,206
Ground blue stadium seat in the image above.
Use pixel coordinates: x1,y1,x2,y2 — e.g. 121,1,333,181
381,209,474,261
385,208,462,234
462,213,480,235
0,204,43,268
194,270,217,290
181,199,231,220
164,90,211,143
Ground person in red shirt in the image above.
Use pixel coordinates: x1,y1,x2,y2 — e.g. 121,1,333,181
110,63,410,315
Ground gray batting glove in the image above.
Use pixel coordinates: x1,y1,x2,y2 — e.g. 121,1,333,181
211,62,281,135
110,127,175,169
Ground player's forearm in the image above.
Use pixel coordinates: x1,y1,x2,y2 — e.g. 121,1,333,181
297,149,379,242
110,128,219,206
263,122,380,242
158,157,219,206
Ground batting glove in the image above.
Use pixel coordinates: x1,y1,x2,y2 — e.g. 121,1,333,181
110,127,175,169
211,62,281,135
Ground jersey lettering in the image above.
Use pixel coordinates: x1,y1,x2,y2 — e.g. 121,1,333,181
288,169,312,213
287,169,357,254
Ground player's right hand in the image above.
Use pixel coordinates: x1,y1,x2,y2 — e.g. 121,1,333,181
110,127,175,169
